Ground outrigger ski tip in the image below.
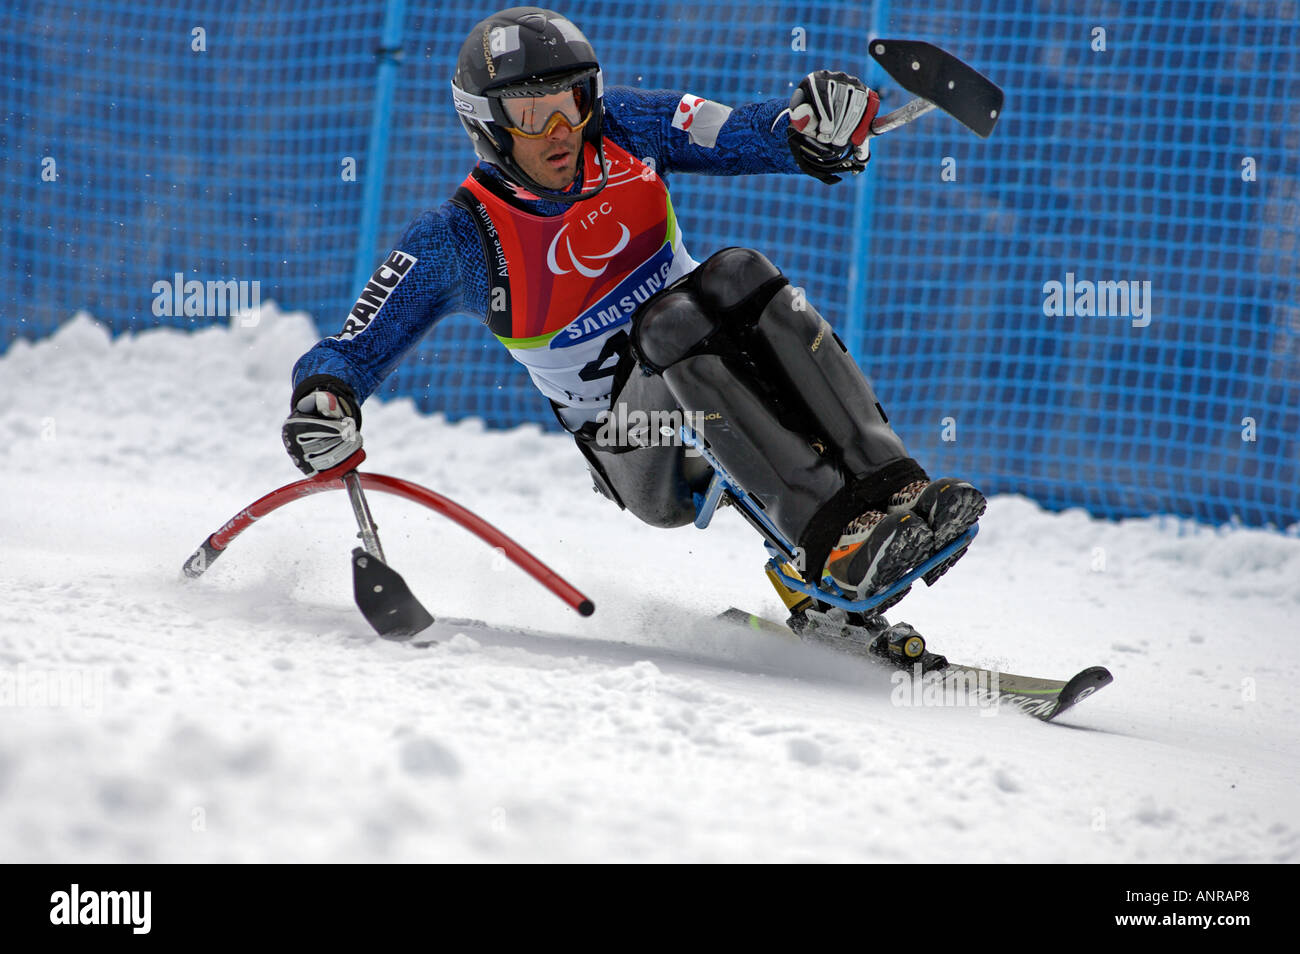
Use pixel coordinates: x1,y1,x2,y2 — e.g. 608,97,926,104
351,547,435,641
867,38,1006,138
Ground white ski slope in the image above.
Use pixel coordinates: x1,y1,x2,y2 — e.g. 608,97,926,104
2,308,1298,863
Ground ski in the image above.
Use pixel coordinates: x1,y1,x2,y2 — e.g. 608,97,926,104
718,608,1112,722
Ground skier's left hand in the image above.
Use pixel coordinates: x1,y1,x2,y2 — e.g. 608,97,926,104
786,70,880,184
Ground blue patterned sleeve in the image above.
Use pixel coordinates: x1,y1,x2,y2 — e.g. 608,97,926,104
603,84,802,177
291,206,484,404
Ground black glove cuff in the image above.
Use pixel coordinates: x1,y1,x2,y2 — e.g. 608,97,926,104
290,374,362,428
786,127,867,185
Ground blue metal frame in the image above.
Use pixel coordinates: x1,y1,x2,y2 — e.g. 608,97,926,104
765,526,978,611
686,427,799,563
683,425,978,614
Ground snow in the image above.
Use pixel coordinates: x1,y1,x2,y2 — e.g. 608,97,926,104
2,307,1298,862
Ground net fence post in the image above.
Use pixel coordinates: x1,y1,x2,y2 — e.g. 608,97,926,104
351,0,408,297
845,0,891,355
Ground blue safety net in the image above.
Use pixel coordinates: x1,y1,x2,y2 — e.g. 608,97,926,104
3,0,1296,528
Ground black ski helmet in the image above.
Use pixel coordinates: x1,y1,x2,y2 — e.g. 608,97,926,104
451,7,608,203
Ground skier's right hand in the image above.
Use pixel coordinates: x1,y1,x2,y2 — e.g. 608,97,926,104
281,374,363,475
786,70,879,184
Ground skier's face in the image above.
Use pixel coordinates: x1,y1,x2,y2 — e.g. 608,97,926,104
509,120,582,192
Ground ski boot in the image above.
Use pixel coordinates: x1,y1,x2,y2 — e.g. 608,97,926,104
824,477,986,602
889,477,986,586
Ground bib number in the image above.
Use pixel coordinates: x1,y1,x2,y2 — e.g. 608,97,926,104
577,329,630,382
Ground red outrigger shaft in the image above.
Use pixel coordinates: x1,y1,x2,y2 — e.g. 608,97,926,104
182,449,594,618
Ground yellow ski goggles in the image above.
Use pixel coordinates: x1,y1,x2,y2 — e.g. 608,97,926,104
499,82,594,138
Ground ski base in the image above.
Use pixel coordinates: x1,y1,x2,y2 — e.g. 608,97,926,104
719,608,1112,722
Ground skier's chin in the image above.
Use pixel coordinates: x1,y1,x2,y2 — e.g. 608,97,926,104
538,160,578,191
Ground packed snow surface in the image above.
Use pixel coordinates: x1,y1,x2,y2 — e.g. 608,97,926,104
2,308,1298,862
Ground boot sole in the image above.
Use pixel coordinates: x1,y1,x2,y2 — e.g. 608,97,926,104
923,481,987,549
916,481,987,586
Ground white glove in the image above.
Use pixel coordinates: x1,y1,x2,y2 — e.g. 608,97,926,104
282,378,363,475
786,70,880,183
